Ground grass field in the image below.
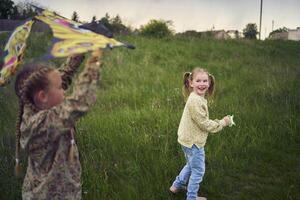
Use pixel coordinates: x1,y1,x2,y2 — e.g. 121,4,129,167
0,32,299,200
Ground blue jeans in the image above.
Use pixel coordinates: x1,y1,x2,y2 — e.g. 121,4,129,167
172,145,205,200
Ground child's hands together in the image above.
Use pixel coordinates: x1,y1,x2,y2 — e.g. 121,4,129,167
223,115,236,127
88,50,102,66
91,49,102,58
223,116,231,126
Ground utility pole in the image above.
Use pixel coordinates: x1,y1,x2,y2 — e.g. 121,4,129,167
272,20,274,32
259,0,263,40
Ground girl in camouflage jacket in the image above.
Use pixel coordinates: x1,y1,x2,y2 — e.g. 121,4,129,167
14,50,102,200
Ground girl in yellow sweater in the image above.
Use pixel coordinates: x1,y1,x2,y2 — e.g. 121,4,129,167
170,67,234,200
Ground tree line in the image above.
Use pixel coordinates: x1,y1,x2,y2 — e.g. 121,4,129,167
0,0,36,20
0,0,289,39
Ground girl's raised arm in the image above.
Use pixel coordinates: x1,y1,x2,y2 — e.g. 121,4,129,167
59,54,85,90
51,50,102,126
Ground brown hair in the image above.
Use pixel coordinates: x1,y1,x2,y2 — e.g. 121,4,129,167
182,67,215,101
14,63,54,176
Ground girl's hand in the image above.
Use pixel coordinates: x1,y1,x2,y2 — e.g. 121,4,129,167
88,50,102,66
91,49,102,57
223,115,236,127
223,116,231,126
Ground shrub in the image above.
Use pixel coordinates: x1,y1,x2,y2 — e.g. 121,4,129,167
140,19,173,38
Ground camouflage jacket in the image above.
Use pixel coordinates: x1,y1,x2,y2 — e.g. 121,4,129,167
20,54,101,200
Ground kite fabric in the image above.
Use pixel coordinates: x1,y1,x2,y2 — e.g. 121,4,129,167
35,10,129,58
0,20,34,86
0,7,134,87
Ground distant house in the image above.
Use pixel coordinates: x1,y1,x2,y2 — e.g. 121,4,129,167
288,27,300,41
176,30,200,37
177,29,235,40
211,30,230,39
269,27,300,41
269,32,288,40
226,30,242,39
198,30,230,40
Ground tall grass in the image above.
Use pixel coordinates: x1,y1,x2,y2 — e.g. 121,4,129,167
0,33,299,200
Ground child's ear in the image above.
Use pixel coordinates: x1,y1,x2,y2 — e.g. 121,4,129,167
35,90,48,104
189,81,194,88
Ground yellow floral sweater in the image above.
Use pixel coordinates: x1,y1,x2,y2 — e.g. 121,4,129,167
178,92,226,148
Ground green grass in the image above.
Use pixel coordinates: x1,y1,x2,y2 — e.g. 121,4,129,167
0,33,299,200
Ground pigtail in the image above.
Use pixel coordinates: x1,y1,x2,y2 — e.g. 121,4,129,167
15,99,24,176
14,64,54,176
207,73,215,97
182,72,192,102
14,67,29,177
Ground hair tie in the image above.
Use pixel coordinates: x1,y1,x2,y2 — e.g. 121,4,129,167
71,139,75,145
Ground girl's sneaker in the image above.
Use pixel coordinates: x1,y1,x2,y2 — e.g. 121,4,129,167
169,185,186,193
169,185,180,193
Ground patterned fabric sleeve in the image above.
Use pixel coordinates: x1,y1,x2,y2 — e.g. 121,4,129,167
59,54,85,90
188,97,226,133
51,51,102,127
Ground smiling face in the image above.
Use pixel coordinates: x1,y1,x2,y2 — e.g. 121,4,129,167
190,71,210,97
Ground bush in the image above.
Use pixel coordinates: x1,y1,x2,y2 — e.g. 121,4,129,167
243,23,258,39
139,19,173,38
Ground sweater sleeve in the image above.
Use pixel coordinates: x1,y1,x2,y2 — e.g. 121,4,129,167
188,97,226,133
50,51,102,127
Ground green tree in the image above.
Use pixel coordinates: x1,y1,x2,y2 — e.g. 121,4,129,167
0,1,38,20
0,0,15,19
269,27,288,37
99,13,131,35
140,19,173,38
91,15,97,23
112,14,122,25
71,11,79,22
110,14,130,34
99,13,112,31
104,13,110,20
16,2,36,19
243,23,258,39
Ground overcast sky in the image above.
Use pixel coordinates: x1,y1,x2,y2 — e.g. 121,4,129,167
14,0,300,39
